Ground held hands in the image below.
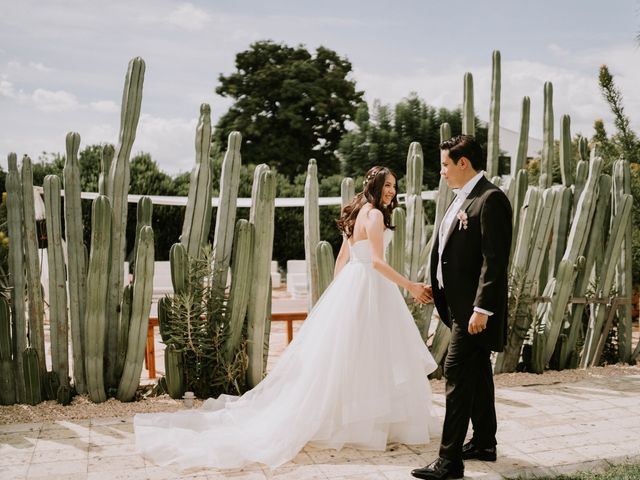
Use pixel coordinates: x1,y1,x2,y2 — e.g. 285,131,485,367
468,311,488,335
408,283,433,304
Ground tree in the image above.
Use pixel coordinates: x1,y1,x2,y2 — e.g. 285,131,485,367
213,41,364,179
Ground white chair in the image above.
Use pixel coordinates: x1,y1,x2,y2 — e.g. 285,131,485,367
151,261,173,301
286,260,308,297
271,260,281,288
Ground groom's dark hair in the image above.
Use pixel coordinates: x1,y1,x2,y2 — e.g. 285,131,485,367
440,135,485,171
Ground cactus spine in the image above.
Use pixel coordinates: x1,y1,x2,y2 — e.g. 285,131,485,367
304,159,320,307
43,175,70,387
539,82,554,188
486,50,501,178
212,132,242,288
105,57,145,390
6,153,27,403
117,225,155,401
0,297,15,405
63,132,88,393
181,104,213,260
462,72,475,136
512,97,531,176
316,241,335,297
20,156,46,376
246,165,276,388
85,196,112,403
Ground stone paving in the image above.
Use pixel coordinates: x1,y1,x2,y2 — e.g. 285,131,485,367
1,374,639,479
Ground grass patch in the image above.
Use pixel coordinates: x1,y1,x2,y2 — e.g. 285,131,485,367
516,463,640,480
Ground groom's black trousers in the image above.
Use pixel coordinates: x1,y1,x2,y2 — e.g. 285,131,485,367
439,321,497,462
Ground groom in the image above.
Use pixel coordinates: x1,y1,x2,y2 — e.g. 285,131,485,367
412,135,512,480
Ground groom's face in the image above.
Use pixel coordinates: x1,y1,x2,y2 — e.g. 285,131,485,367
440,150,466,189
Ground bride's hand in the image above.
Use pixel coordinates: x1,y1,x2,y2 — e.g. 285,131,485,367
408,283,431,304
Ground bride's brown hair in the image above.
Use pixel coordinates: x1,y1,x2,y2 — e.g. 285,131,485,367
336,166,398,238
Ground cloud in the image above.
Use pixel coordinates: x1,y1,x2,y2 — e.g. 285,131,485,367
28,62,53,73
0,76,15,98
163,3,211,31
32,88,81,112
89,100,119,113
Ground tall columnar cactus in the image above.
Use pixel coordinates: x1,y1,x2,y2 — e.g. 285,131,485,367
170,243,188,295
85,196,112,403
462,72,475,136
582,194,633,366
341,177,355,209
511,97,531,176
405,145,424,281
573,159,589,216
304,159,320,307
98,145,115,196
212,131,242,288
224,219,254,362
486,50,501,178
105,57,145,390
6,153,27,403
578,137,589,161
44,175,70,387
181,104,213,260
612,159,632,362
508,169,529,266
63,132,88,393
559,175,612,368
0,297,15,405
547,186,573,280
20,156,46,376
164,343,184,399
22,347,42,406
315,241,335,297
117,225,155,401
246,165,276,388
559,115,573,186
387,207,406,276
539,82,554,188
132,196,153,272
115,284,133,383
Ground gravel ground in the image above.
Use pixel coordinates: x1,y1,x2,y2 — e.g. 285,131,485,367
1,363,638,425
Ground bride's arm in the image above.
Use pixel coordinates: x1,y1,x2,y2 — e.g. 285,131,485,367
333,236,350,279
365,210,429,303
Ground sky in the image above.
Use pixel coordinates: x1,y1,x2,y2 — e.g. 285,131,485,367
1,0,639,176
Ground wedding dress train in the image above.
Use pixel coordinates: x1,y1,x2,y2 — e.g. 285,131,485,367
134,229,438,469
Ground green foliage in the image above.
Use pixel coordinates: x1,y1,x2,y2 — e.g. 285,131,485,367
338,93,488,189
161,247,248,398
213,40,363,179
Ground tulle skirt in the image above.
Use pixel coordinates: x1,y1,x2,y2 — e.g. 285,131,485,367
134,260,439,469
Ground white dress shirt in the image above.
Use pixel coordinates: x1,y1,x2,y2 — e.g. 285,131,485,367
436,171,493,317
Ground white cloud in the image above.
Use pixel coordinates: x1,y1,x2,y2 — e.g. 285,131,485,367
0,76,15,98
32,88,80,112
90,100,119,113
165,3,211,31
28,62,53,73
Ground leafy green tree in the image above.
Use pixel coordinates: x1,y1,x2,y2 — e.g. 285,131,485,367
338,93,487,190
213,40,363,179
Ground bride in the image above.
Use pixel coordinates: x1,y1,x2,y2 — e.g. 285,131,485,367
135,166,439,469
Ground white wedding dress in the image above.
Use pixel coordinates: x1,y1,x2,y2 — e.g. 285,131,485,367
135,229,438,469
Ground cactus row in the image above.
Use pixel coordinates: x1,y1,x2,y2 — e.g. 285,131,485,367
304,159,320,307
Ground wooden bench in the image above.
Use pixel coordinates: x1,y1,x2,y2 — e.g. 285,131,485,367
144,311,307,379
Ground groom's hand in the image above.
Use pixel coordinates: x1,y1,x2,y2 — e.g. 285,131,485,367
468,312,488,335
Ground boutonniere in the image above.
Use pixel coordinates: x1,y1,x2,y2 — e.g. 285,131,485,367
456,210,468,230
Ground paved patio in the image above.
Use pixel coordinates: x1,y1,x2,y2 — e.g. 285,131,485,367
1,373,639,479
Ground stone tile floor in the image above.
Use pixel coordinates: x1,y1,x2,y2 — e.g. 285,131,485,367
1,374,639,479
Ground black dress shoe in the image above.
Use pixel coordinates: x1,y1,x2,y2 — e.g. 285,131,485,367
411,457,464,479
461,440,497,461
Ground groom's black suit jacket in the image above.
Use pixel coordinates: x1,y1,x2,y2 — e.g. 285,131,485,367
430,176,512,352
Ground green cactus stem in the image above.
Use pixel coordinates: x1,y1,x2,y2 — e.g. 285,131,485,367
224,219,254,362
559,115,573,186
181,104,213,260
316,241,335,297
63,132,88,393
462,72,475,136
6,153,27,403
114,284,133,383
85,195,112,403
512,97,531,176
56,384,72,406
246,165,276,388
98,145,115,196
539,82,554,189
0,297,16,405
43,370,60,401
164,343,184,400
486,50,501,178
304,159,321,307
44,175,69,388
23,347,42,405
170,243,188,295
212,132,242,288
20,156,46,376
405,144,424,281
116,226,155,401
105,57,145,390
341,177,355,209
387,207,406,276
547,186,573,281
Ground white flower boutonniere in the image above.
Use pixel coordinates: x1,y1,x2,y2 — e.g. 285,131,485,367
456,210,468,230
